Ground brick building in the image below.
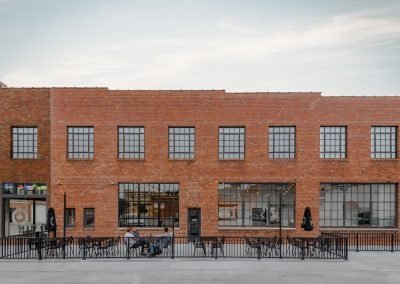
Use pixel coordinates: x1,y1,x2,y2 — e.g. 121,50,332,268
1,87,399,238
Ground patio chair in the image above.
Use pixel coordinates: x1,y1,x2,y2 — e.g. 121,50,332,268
211,236,225,257
245,237,261,257
264,236,281,257
192,238,206,257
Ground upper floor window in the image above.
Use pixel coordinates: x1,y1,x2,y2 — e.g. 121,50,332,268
84,208,95,228
12,127,38,159
118,127,144,159
371,126,397,159
320,126,346,158
66,208,76,228
218,127,245,159
269,126,295,159
169,127,195,159
67,127,94,159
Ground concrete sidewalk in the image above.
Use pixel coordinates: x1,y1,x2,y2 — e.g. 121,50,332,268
0,252,399,284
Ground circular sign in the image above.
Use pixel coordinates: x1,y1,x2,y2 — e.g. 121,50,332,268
12,209,28,225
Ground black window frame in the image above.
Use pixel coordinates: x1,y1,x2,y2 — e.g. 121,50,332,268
269,126,296,159
11,126,38,159
319,183,397,228
320,126,347,159
371,126,397,159
67,126,94,159
118,126,145,159
83,208,95,228
168,127,195,159
118,183,179,228
218,127,245,160
218,183,296,228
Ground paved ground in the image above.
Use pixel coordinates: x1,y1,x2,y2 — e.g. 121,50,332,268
0,253,399,284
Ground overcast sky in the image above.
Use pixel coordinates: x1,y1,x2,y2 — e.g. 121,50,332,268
0,0,399,96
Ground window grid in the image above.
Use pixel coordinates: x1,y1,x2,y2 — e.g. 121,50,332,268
67,127,94,159
269,127,295,159
118,183,179,228
218,127,245,159
66,208,75,228
319,183,396,228
371,126,397,159
218,183,295,227
118,127,144,159
12,127,38,159
320,126,346,158
84,208,95,228
168,127,195,159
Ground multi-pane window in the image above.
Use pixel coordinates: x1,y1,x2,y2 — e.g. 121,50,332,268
218,183,295,227
168,127,195,159
269,127,295,159
371,126,397,159
12,127,38,159
320,184,396,228
84,208,95,228
218,127,245,159
66,208,75,228
320,126,346,158
118,127,144,159
118,183,179,228
67,127,94,159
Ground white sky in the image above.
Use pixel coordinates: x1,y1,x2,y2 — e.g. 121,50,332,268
0,0,400,96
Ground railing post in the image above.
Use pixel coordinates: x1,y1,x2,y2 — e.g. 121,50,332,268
279,237,282,259
344,237,348,260
126,238,130,260
391,233,394,253
171,236,175,259
62,237,66,259
257,238,261,260
301,239,305,260
37,237,42,260
356,233,359,252
83,238,86,260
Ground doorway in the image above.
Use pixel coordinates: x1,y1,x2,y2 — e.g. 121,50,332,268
188,208,201,237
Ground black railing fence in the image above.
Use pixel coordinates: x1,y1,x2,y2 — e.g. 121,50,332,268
322,232,400,252
0,236,348,260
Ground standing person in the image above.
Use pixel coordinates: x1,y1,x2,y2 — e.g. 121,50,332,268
125,227,148,255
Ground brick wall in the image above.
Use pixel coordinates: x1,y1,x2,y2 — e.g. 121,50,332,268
1,88,400,237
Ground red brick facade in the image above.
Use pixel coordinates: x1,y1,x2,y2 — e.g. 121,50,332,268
1,88,400,237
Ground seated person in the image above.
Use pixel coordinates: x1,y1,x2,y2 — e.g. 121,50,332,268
124,227,149,255
148,227,172,256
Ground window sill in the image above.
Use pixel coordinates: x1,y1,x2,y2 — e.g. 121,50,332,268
117,158,145,161
117,227,180,230
321,228,398,231
370,159,398,161
168,159,195,161
218,159,245,161
66,158,94,161
320,158,348,162
218,227,296,230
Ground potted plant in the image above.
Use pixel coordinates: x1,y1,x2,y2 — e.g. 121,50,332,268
36,185,47,195
25,184,34,195
17,184,25,195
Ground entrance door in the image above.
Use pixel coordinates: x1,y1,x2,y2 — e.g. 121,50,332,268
188,208,201,237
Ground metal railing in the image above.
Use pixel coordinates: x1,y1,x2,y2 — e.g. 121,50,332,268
321,232,399,252
0,236,348,260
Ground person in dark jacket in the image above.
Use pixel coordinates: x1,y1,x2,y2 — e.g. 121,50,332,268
301,207,314,231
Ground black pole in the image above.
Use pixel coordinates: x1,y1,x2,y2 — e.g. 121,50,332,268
279,185,282,259
171,191,175,259
63,192,66,239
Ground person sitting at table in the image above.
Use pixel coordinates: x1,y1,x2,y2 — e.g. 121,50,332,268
124,227,149,255
148,227,172,256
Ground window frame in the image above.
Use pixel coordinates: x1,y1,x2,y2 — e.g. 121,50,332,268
65,208,76,228
67,126,94,159
11,126,38,159
168,127,195,160
218,126,245,160
371,126,397,159
83,208,95,228
118,126,145,159
320,126,347,159
268,126,296,159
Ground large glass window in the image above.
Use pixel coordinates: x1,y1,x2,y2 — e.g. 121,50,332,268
371,126,397,159
12,127,38,159
218,183,295,227
320,126,346,158
118,127,144,159
118,183,179,228
269,127,295,159
67,127,94,159
320,184,396,228
218,127,245,159
169,127,195,159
